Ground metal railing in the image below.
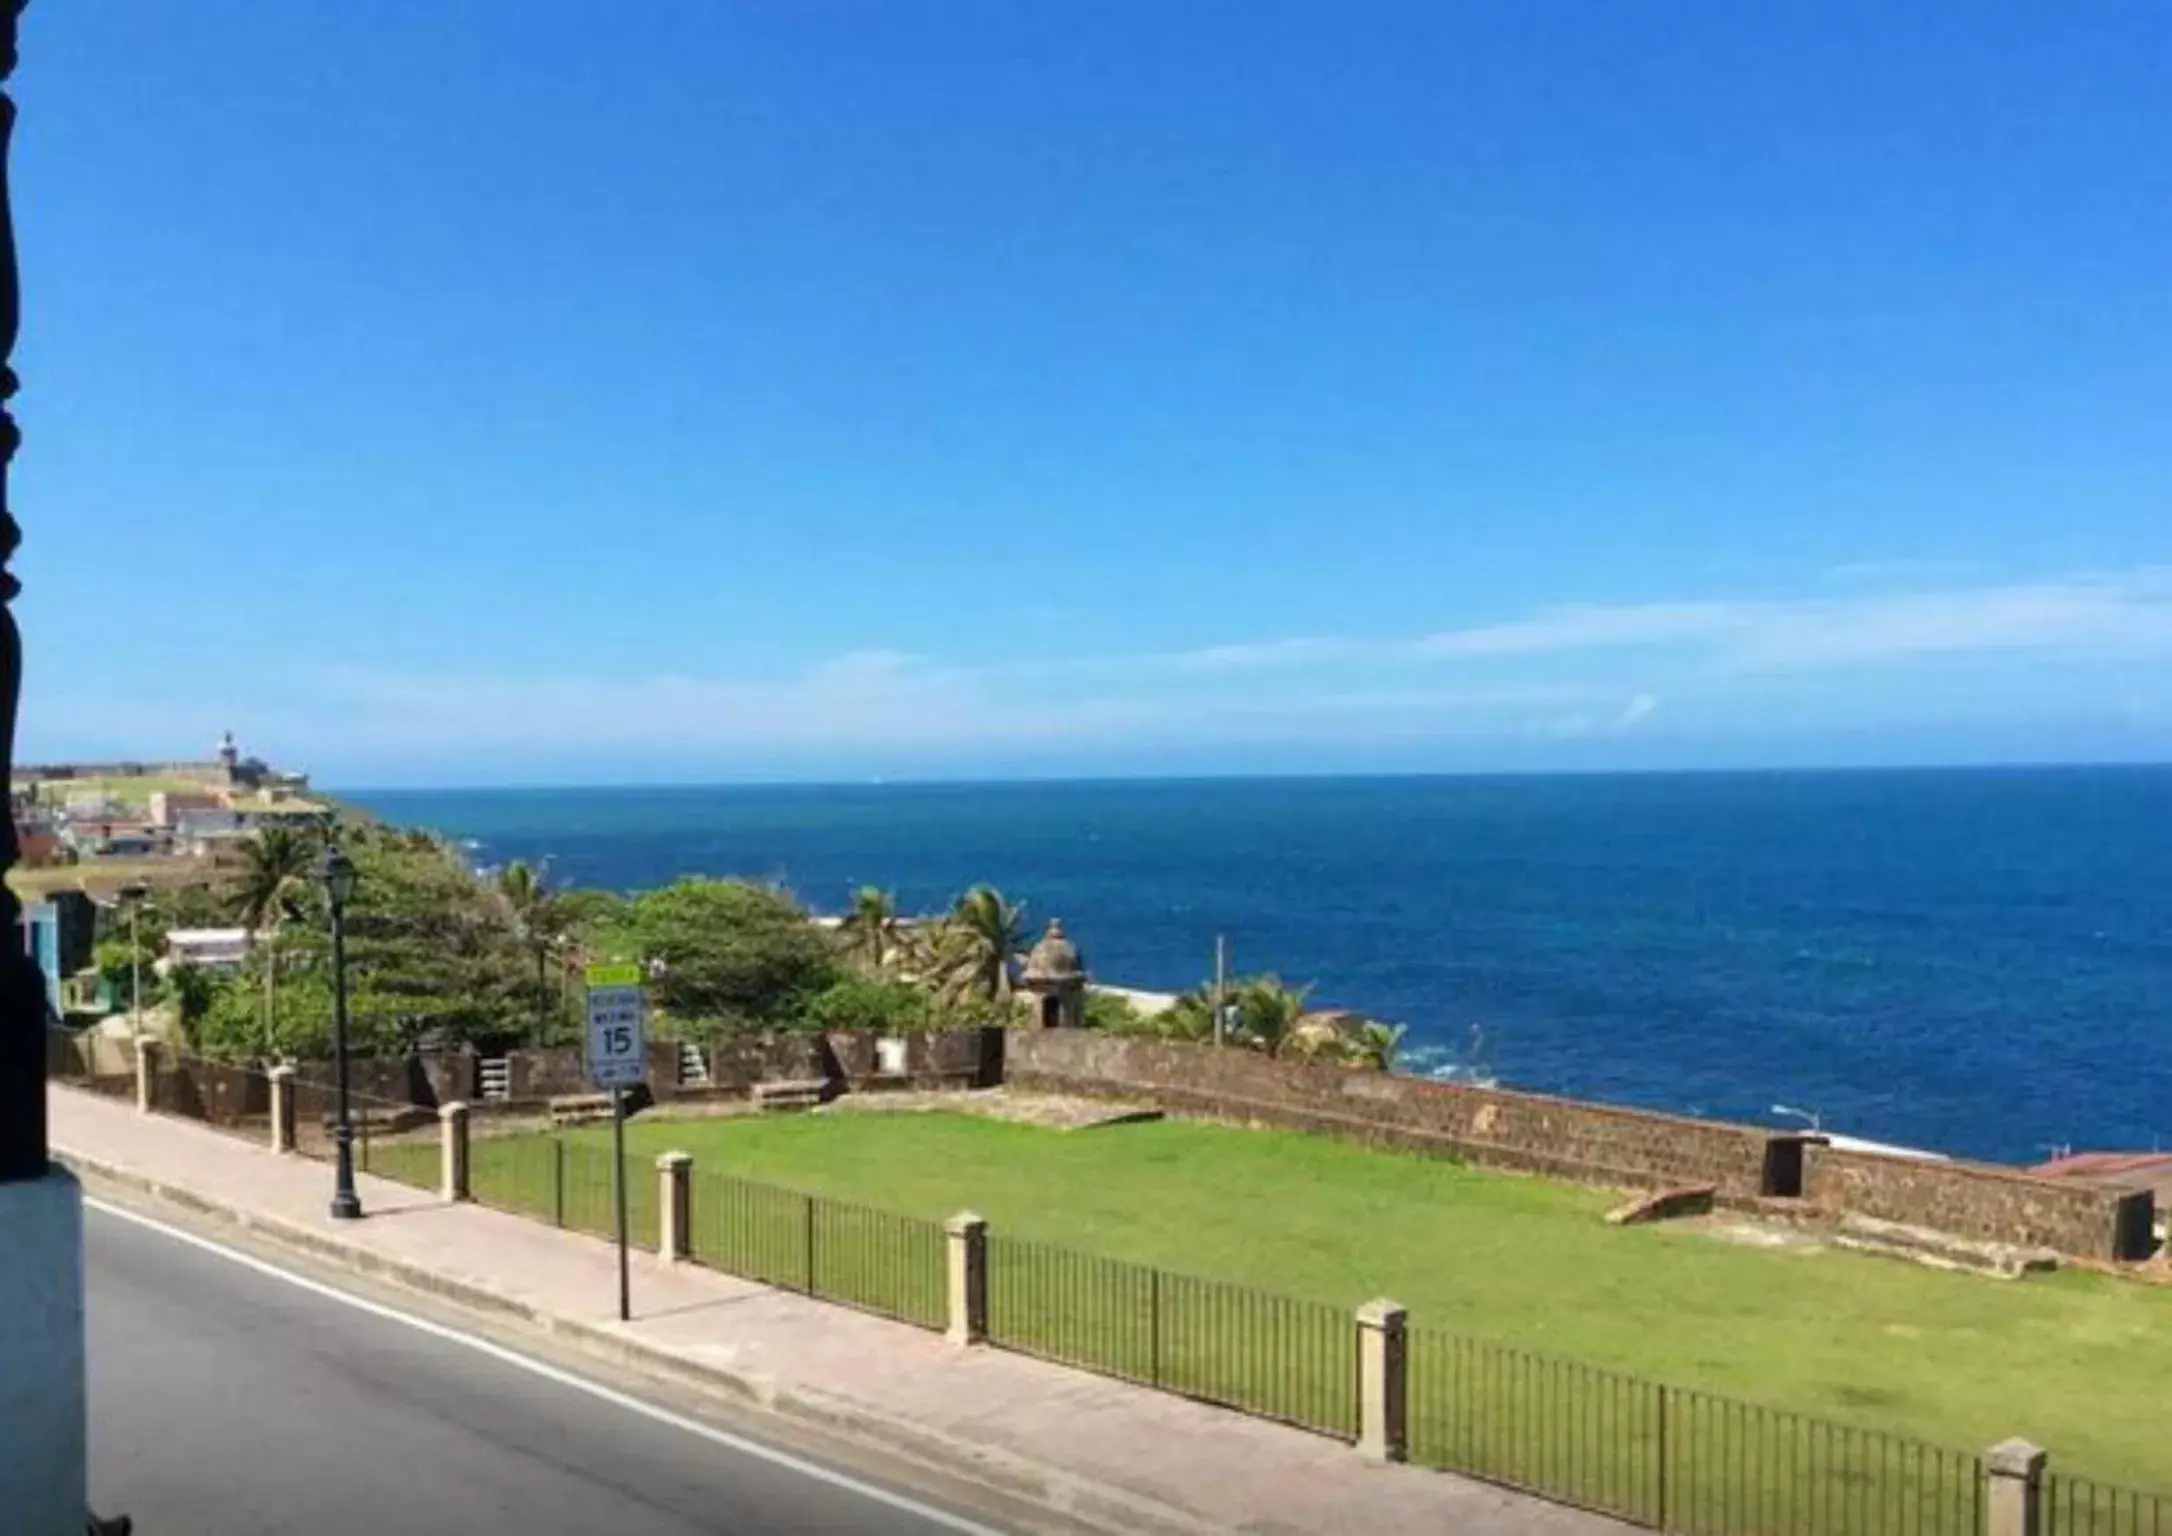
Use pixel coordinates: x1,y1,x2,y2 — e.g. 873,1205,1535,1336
460,1130,659,1251
685,1169,945,1330
283,1071,440,1195
2046,1474,2172,1536
467,1127,566,1224
1407,1324,1986,1534
987,1234,1357,1438
1409,1327,1660,1521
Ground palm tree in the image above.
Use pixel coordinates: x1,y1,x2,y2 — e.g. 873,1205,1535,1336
230,824,316,1055
498,858,546,923
498,859,563,1039
1229,976,1311,1057
1153,988,1220,1042
947,884,1025,1000
839,885,899,969
1351,1020,1406,1071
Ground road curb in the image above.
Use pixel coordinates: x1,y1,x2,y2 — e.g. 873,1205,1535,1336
59,1146,1228,1536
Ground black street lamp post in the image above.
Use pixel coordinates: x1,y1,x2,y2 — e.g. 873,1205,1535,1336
323,840,361,1220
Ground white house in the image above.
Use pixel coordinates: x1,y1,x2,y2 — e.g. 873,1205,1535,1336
147,790,226,830
173,808,243,841
163,927,251,972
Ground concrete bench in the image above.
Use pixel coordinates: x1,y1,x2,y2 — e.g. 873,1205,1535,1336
750,1078,827,1112
546,1092,616,1126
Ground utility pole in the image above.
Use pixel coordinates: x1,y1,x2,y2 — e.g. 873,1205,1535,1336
118,883,150,1037
1212,933,1228,1048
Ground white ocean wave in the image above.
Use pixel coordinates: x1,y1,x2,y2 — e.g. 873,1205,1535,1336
1398,1041,1500,1087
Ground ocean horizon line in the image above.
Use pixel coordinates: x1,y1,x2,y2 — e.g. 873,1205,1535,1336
335,757,2172,799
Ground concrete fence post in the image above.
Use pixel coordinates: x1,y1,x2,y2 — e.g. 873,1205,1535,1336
133,1036,158,1115
657,1152,692,1262
267,1065,296,1154
1355,1298,1409,1464
945,1211,988,1346
439,1102,470,1203
1985,1439,2046,1536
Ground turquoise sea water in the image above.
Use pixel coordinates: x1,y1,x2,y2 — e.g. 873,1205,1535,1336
349,768,2172,1165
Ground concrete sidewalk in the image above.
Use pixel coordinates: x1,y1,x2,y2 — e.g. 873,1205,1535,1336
53,1085,1619,1536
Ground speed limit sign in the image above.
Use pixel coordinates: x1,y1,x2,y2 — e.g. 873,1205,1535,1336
584,963,648,1088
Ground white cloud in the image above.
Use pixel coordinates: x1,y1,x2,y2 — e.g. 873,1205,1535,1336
306,567,2172,755
1172,636,1366,673
1395,572,2172,672
34,568,2172,769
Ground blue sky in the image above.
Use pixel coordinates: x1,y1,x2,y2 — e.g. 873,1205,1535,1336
16,2,2172,785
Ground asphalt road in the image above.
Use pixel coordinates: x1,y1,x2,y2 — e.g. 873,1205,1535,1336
86,1204,1014,1536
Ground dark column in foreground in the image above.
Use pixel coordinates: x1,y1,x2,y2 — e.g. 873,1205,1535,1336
0,0,46,1189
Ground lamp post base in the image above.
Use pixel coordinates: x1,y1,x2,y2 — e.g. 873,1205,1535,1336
329,1191,363,1221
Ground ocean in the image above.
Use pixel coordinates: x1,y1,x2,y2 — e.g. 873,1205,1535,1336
347,768,2172,1166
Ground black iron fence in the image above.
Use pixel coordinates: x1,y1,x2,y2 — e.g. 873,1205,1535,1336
1409,1326,1660,1521
986,1233,1357,1438
286,1071,441,1196
1407,1325,1989,1535
460,1129,659,1251
2046,1474,2172,1536
685,1168,946,1330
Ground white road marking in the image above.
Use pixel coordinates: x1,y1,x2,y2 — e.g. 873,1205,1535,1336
86,1197,1012,1536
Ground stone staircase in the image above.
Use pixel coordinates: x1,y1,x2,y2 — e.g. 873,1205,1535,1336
478,1057,511,1103
751,1078,826,1113
1832,1213,2060,1280
677,1041,711,1089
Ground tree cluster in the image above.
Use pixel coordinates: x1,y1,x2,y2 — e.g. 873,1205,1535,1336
1085,975,1403,1069
167,828,1398,1074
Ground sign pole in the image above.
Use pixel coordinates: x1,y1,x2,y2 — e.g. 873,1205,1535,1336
584,961,648,1324
611,1084,629,1322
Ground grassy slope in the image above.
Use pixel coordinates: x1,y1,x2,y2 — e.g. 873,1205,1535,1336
31,774,210,806
560,1109,2172,1487
9,856,219,901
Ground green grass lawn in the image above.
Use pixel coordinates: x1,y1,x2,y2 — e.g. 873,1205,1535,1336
33,773,211,806
456,1108,2170,1497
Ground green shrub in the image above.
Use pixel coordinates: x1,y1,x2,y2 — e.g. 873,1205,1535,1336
1082,989,1145,1032
620,878,839,1024
799,974,937,1035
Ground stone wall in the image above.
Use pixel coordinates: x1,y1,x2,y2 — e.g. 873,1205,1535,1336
1804,1144,2154,1262
1007,1031,1778,1196
706,1034,826,1091
706,1027,1002,1094
151,1058,268,1126
44,1030,88,1079
815,1027,1003,1090
441,1028,1007,1105
299,1052,471,1110
45,1030,135,1078
502,1047,592,1102
1005,1031,2159,1262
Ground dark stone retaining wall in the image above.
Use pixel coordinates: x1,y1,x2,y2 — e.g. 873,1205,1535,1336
1804,1143,2153,1262
1005,1031,2156,1262
1007,1030,1777,1196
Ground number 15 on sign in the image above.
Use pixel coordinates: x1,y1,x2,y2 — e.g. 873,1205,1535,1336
584,963,647,1088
